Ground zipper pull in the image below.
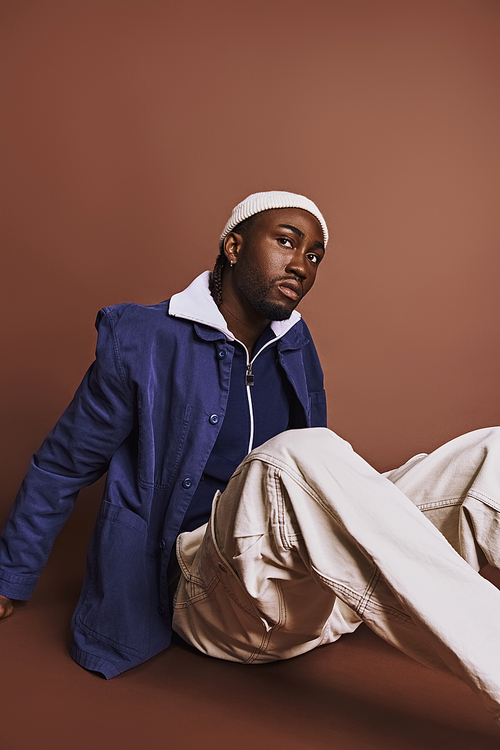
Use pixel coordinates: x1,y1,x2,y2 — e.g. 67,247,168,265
245,363,254,386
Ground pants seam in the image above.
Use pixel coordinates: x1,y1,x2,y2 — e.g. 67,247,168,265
467,489,500,512
215,568,267,624
176,536,206,586
274,470,293,550
173,574,219,609
312,566,413,624
416,497,464,511
245,580,288,663
359,567,381,614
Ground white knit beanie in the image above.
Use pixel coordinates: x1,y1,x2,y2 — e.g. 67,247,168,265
219,190,328,249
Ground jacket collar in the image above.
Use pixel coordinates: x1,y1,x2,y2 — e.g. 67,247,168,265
168,271,302,343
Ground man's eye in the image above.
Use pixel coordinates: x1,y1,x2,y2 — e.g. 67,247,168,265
307,253,319,264
278,237,293,248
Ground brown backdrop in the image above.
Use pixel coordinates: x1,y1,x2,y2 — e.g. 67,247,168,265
1,2,500,747
2,0,500,508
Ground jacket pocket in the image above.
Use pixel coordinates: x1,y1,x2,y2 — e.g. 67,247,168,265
75,502,151,656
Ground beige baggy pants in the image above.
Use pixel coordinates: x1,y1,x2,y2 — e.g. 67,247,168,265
172,427,500,720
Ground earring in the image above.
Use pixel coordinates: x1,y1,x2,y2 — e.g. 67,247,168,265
229,260,234,267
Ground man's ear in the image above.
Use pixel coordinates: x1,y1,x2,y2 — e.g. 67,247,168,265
223,232,243,266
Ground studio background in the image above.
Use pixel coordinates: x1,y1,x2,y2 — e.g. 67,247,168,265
1,2,500,748
2,0,500,509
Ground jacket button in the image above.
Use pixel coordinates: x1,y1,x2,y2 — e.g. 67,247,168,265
159,539,166,550
217,349,227,359
182,477,192,489
158,605,166,616
209,414,219,425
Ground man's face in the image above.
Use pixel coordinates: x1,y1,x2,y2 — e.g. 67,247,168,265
228,208,325,321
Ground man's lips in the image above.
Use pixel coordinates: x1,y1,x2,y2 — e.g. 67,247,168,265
276,279,302,301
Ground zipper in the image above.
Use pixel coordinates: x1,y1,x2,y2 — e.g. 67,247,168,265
237,338,280,454
245,363,254,386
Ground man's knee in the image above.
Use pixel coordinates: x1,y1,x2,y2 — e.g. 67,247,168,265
478,426,500,447
448,426,500,458
249,427,353,466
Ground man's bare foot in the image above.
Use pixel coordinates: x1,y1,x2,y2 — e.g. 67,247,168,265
0,595,13,619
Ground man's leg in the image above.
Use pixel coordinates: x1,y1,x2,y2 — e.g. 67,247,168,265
173,427,500,719
385,426,500,571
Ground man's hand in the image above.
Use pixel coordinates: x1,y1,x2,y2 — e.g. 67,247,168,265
0,595,13,620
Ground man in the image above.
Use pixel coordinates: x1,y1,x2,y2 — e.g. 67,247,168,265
2,191,500,721
0,191,328,675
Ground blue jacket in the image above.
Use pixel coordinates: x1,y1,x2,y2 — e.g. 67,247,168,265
0,273,327,677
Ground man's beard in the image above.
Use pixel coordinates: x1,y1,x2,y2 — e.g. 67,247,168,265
234,266,297,321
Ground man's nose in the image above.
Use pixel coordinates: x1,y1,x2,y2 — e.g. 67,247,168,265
286,251,308,279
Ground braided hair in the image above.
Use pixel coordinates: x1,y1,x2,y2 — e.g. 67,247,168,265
209,251,226,308
209,214,258,307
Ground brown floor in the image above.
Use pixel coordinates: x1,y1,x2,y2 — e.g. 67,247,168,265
1,487,500,750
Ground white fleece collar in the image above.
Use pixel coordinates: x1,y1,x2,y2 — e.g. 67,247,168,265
168,271,301,341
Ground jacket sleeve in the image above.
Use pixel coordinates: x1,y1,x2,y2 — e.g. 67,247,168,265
302,323,328,428
0,308,135,600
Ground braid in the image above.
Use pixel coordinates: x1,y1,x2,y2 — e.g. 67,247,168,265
209,214,258,307
209,251,226,307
